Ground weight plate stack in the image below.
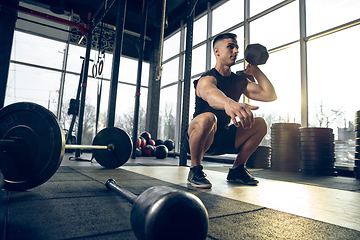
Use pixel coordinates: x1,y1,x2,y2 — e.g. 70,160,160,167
355,110,360,179
247,146,271,169
299,127,336,176
270,123,301,172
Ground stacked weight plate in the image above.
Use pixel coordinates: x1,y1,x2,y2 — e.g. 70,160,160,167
247,146,271,169
299,127,336,175
271,123,301,172
355,111,360,179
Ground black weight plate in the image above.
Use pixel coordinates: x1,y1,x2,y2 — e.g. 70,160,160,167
300,156,334,163
271,166,300,172
355,160,360,166
271,123,301,128
271,146,300,153
92,127,132,169
355,125,360,131
356,138,360,145
300,136,334,142
355,118,360,125
271,152,300,158
301,159,334,167
356,131,360,138
271,161,300,167
300,145,333,151
270,130,299,135
252,153,271,159
356,110,360,118
300,142,334,148
301,161,333,167
271,132,299,136
271,141,300,145
271,152,300,157
299,127,333,133
300,151,334,158
271,137,299,143
271,141,300,146
299,132,333,138
355,152,360,159
0,102,65,191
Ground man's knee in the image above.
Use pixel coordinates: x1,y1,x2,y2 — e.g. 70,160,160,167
255,117,268,136
190,112,217,133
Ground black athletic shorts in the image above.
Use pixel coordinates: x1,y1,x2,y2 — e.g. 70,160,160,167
183,124,241,155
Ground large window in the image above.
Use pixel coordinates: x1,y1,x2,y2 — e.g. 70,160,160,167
250,1,299,50
212,0,244,37
7,29,149,144
306,0,360,36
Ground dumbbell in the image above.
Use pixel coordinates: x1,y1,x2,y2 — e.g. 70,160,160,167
238,43,269,82
105,179,209,240
244,43,269,66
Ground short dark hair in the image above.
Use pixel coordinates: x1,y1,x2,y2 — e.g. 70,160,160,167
213,33,237,48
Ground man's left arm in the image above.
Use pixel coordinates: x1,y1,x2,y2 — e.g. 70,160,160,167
242,65,277,102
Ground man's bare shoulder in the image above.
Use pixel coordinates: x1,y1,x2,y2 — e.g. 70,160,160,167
198,75,217,85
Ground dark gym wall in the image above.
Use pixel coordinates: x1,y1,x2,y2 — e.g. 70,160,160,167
0,0,18,108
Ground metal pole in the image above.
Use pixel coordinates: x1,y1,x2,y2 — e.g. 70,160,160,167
0,0,18,108
179,0,195,166
299,0,308,127
205,2,212,71
75,22,93,158
243,0,250,104
132,0,148,159
107,0,127,127
56,32,70,120
175,20,185,152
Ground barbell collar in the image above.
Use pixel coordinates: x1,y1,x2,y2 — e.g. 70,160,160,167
105,178,137,204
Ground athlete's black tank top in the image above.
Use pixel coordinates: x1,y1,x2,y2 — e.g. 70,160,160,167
193,68,248,128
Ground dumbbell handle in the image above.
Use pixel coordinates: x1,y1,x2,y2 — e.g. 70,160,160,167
105,178,137,204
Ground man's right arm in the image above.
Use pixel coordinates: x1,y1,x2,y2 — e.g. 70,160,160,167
196,76,258,129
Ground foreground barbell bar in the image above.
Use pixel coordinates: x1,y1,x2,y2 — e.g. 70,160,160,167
105,179,209,240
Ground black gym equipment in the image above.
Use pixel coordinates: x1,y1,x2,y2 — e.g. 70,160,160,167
299,127,336,175
155,145,168,159
105,179,209,240
0,102,133,191
270,123,301,172
92,127,132,169
0,102,65,191
142,145,155,157
164,139,174,151
236,43,269,82
244,43,269,66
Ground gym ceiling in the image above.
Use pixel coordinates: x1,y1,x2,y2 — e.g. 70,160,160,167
13,0,223,61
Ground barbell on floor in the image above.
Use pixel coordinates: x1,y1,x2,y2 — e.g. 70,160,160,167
105,179,209,240
0,102,133,191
